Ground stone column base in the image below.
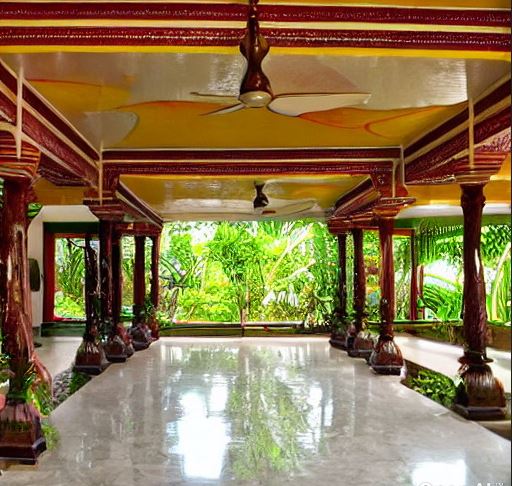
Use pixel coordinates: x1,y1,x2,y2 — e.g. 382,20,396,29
453,362,506,421
348,332,375,359
74,341,110,375
104,336,130,362
369,337,403,375
0,403,46,464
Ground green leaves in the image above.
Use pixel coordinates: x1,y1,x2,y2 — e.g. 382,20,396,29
409,369,456,407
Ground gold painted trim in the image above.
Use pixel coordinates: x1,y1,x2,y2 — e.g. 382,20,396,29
0,45,509,61
1,0,510,8
0,20,509,34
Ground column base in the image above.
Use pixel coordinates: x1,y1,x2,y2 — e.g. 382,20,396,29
369,337,404,375
453,361,506,421
104,336,129,363
130,324,152,351
348,332,375,359
0,403,46,465
73,341,110,375
452,403,506,421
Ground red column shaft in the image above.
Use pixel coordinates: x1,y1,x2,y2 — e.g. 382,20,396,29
337,233,347,318
42,227,56,322
378,217,395,337
150,234,160,310
133,235,146,323
352,228,366,333
99,220,114,329
112,230,122,326
460,184,488,356
409,229,418,321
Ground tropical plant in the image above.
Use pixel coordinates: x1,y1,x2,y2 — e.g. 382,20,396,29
207,222,264,324
409,369,457,407
422,275,463,321
488,242,511,325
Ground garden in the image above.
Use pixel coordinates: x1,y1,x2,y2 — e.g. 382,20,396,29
52,218,510,342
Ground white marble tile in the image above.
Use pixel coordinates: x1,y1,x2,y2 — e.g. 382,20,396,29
1,337,510,486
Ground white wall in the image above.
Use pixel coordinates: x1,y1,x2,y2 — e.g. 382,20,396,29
28,205,98,328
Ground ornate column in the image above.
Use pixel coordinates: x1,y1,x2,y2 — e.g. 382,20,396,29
349,228,374,359
0,135,50,463
368,197,413,375
74,237,109,374
130,234,152,350
453,183,505,419
98,219,133,362
111,228,122,330
409,230,419,321
149,233,161,339
329,230,350,348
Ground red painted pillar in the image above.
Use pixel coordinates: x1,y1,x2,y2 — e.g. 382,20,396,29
130,234,151,350
337,232,348,319
409,230,418,321
111,229,122,327
133,235,146,324
453,183,505,419
149,234,161,339
101,221,133,362
0,178,47,462
350,229,374,358
74,236,109,374
352,228,366,334
369,216,403,374
99,220,114,330
42,228,56,322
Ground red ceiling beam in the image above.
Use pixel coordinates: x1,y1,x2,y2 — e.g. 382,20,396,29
0,3,509,27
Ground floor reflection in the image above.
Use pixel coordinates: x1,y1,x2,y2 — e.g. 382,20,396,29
1,337,510,486
164,343,331,481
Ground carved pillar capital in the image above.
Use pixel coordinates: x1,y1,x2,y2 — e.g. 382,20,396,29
0,130,40,181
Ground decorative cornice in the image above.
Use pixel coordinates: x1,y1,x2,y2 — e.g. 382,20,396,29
405,78,510,159
115,222,162,237
405,107,510,185
0,3,509,27
0,26,508,53
0,60,99,186
104,149,396,180
38,154,87,186
117,182,163,229
104,147,399,163
0,130,40,180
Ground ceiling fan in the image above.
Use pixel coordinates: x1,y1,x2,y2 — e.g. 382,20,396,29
253,182,315,217
194,0,371,117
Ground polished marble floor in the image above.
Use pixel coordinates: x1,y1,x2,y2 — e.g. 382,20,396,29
1,337,510,486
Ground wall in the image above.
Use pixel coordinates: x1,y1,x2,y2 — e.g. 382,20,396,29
28,205,98,330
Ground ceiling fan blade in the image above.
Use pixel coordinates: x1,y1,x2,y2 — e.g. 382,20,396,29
190,92,239,104
202,103,246,116
261,199,316,217
268,93,371,117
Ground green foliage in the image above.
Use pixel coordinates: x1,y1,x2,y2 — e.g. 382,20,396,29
41,420,60,450
6,360,37,402
488,242,511,325
227,351,311,479
55,239,85,317
28,382,54,416
409,369,457,407
54,293,85,319
207,222,264,323
423,275,463,321
68,371,91,395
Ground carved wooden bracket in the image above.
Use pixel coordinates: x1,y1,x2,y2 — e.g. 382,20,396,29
372,196,415,219
0,130,40,180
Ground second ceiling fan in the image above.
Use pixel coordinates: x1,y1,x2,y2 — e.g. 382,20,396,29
195,0,371,117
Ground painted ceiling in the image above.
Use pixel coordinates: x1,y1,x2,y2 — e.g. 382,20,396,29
1,0,510,222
